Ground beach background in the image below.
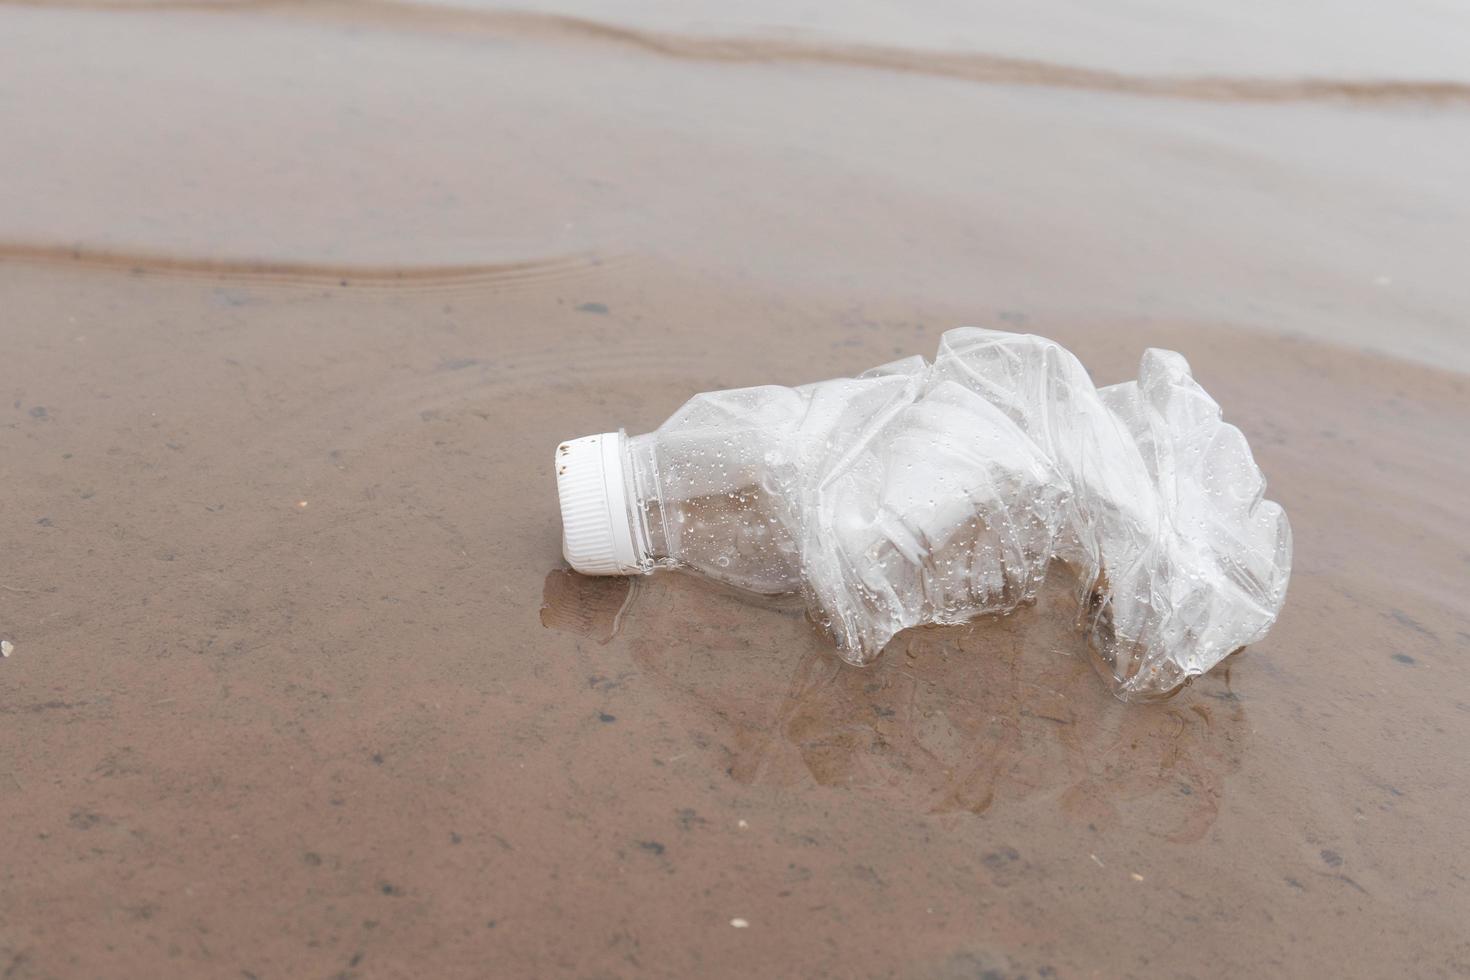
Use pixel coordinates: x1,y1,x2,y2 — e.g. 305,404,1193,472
2,1,1468,976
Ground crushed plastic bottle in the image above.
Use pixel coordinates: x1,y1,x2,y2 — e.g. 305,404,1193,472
554,328,1291,701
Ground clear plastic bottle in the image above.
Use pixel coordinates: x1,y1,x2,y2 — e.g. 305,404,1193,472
555,329,1291,701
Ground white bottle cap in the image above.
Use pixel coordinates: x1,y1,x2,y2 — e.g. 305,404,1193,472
554,432,642,575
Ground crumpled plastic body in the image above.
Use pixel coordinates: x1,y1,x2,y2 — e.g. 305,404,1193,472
631,328,1291,701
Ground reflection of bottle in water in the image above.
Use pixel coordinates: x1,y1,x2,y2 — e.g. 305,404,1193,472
555,328,1291,702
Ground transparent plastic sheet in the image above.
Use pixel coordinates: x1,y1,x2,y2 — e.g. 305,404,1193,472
628,328,1292,701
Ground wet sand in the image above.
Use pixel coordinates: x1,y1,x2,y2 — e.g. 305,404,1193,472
3,3,1469,977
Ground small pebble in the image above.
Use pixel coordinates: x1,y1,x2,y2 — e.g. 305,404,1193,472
1,640,13,658
1130,872,1144,882
730,918,749,929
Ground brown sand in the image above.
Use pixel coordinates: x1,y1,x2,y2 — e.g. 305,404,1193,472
2,3,1468,978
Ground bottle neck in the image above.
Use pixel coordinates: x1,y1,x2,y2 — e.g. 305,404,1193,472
623,432,669,565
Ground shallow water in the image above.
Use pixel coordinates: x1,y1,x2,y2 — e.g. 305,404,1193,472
2,2,1468,977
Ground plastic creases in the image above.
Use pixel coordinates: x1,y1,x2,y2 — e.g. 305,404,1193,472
557,329,1291,701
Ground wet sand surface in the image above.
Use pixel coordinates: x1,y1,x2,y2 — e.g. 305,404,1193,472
2,3,1469,978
